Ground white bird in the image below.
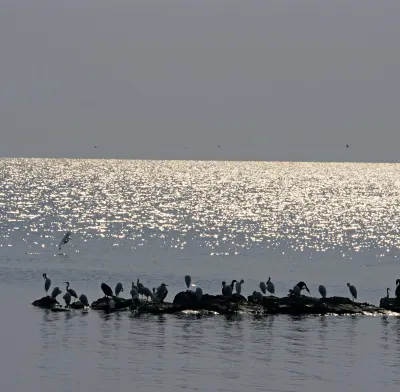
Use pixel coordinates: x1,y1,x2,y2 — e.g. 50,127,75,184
266,277,275,295
51,286,62,299
58,231,71,250
235,279,244,295
318,285,327,299
259,281,267,295
195,287,203,300
347,283,357,301
185,275,191,289
42,273,51,294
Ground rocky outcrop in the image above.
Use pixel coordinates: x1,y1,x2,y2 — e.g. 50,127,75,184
379,297,400,312
32,296,60,309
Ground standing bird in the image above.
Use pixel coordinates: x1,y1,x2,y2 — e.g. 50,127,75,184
65,282,78,301
136,279,144,298
318,285,327,299
289,285,301,297
224,284,233,298
347,282,357,301
42,273,51,294
395,279,400,298
386,288,391,299
185,275,191,290
296,281,311,294
79,294,89,307
51,286,62,299
141,287,153,301
266,277,275,295
221,281,227,295
156,283,168,302
101,283,113,298
230,280,237,290
58,231,71,250
235,279,244,295
259,282,267,295
115,282,123,297
130,282,139,299
195,287,203,300
63,292,71,307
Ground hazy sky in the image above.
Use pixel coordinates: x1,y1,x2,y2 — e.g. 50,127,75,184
1,1,400,162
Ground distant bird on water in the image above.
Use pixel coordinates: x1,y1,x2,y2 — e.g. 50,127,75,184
65,282,78,301
115,282,123,297
318,285,327,299
101,283,113,298
347,282,357,301
42,273,51,294
58,231,71,250
266,277,275,295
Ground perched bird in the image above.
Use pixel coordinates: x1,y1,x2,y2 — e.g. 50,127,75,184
224,284,233,298
63,292,71,307
289,285,301,297
296,281,311,294
51,287,62,299
195,287,203,300
252,291,263,303
266,277,275,295
101,283,113,298
130,282,139,299
235,279,244,295
185,275,191,290
347,283,357,301
79,294,89,307
58,231,71,250
156,283,168,302
259,282,267,295
136,279,144,297
229,280,237,290
221,281,227,295
318,285,327,299
43,273,51,294
396,279,400,298
65,282,78,301
141,287,153,301
386,287,391,299
115,282,123,297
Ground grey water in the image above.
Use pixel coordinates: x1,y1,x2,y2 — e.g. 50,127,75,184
1,158,400,392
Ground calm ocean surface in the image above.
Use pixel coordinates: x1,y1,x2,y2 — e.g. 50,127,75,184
1,158,400,392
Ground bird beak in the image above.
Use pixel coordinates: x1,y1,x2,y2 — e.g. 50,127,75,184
306,287,310,293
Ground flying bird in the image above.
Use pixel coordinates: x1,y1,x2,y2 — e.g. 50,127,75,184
58,231,71,250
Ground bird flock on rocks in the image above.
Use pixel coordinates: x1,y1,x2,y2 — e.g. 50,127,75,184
41,271,400,309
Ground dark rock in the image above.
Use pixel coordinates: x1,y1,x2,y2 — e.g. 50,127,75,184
90,296,132,311
32,296,60,309
379,297,400,312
